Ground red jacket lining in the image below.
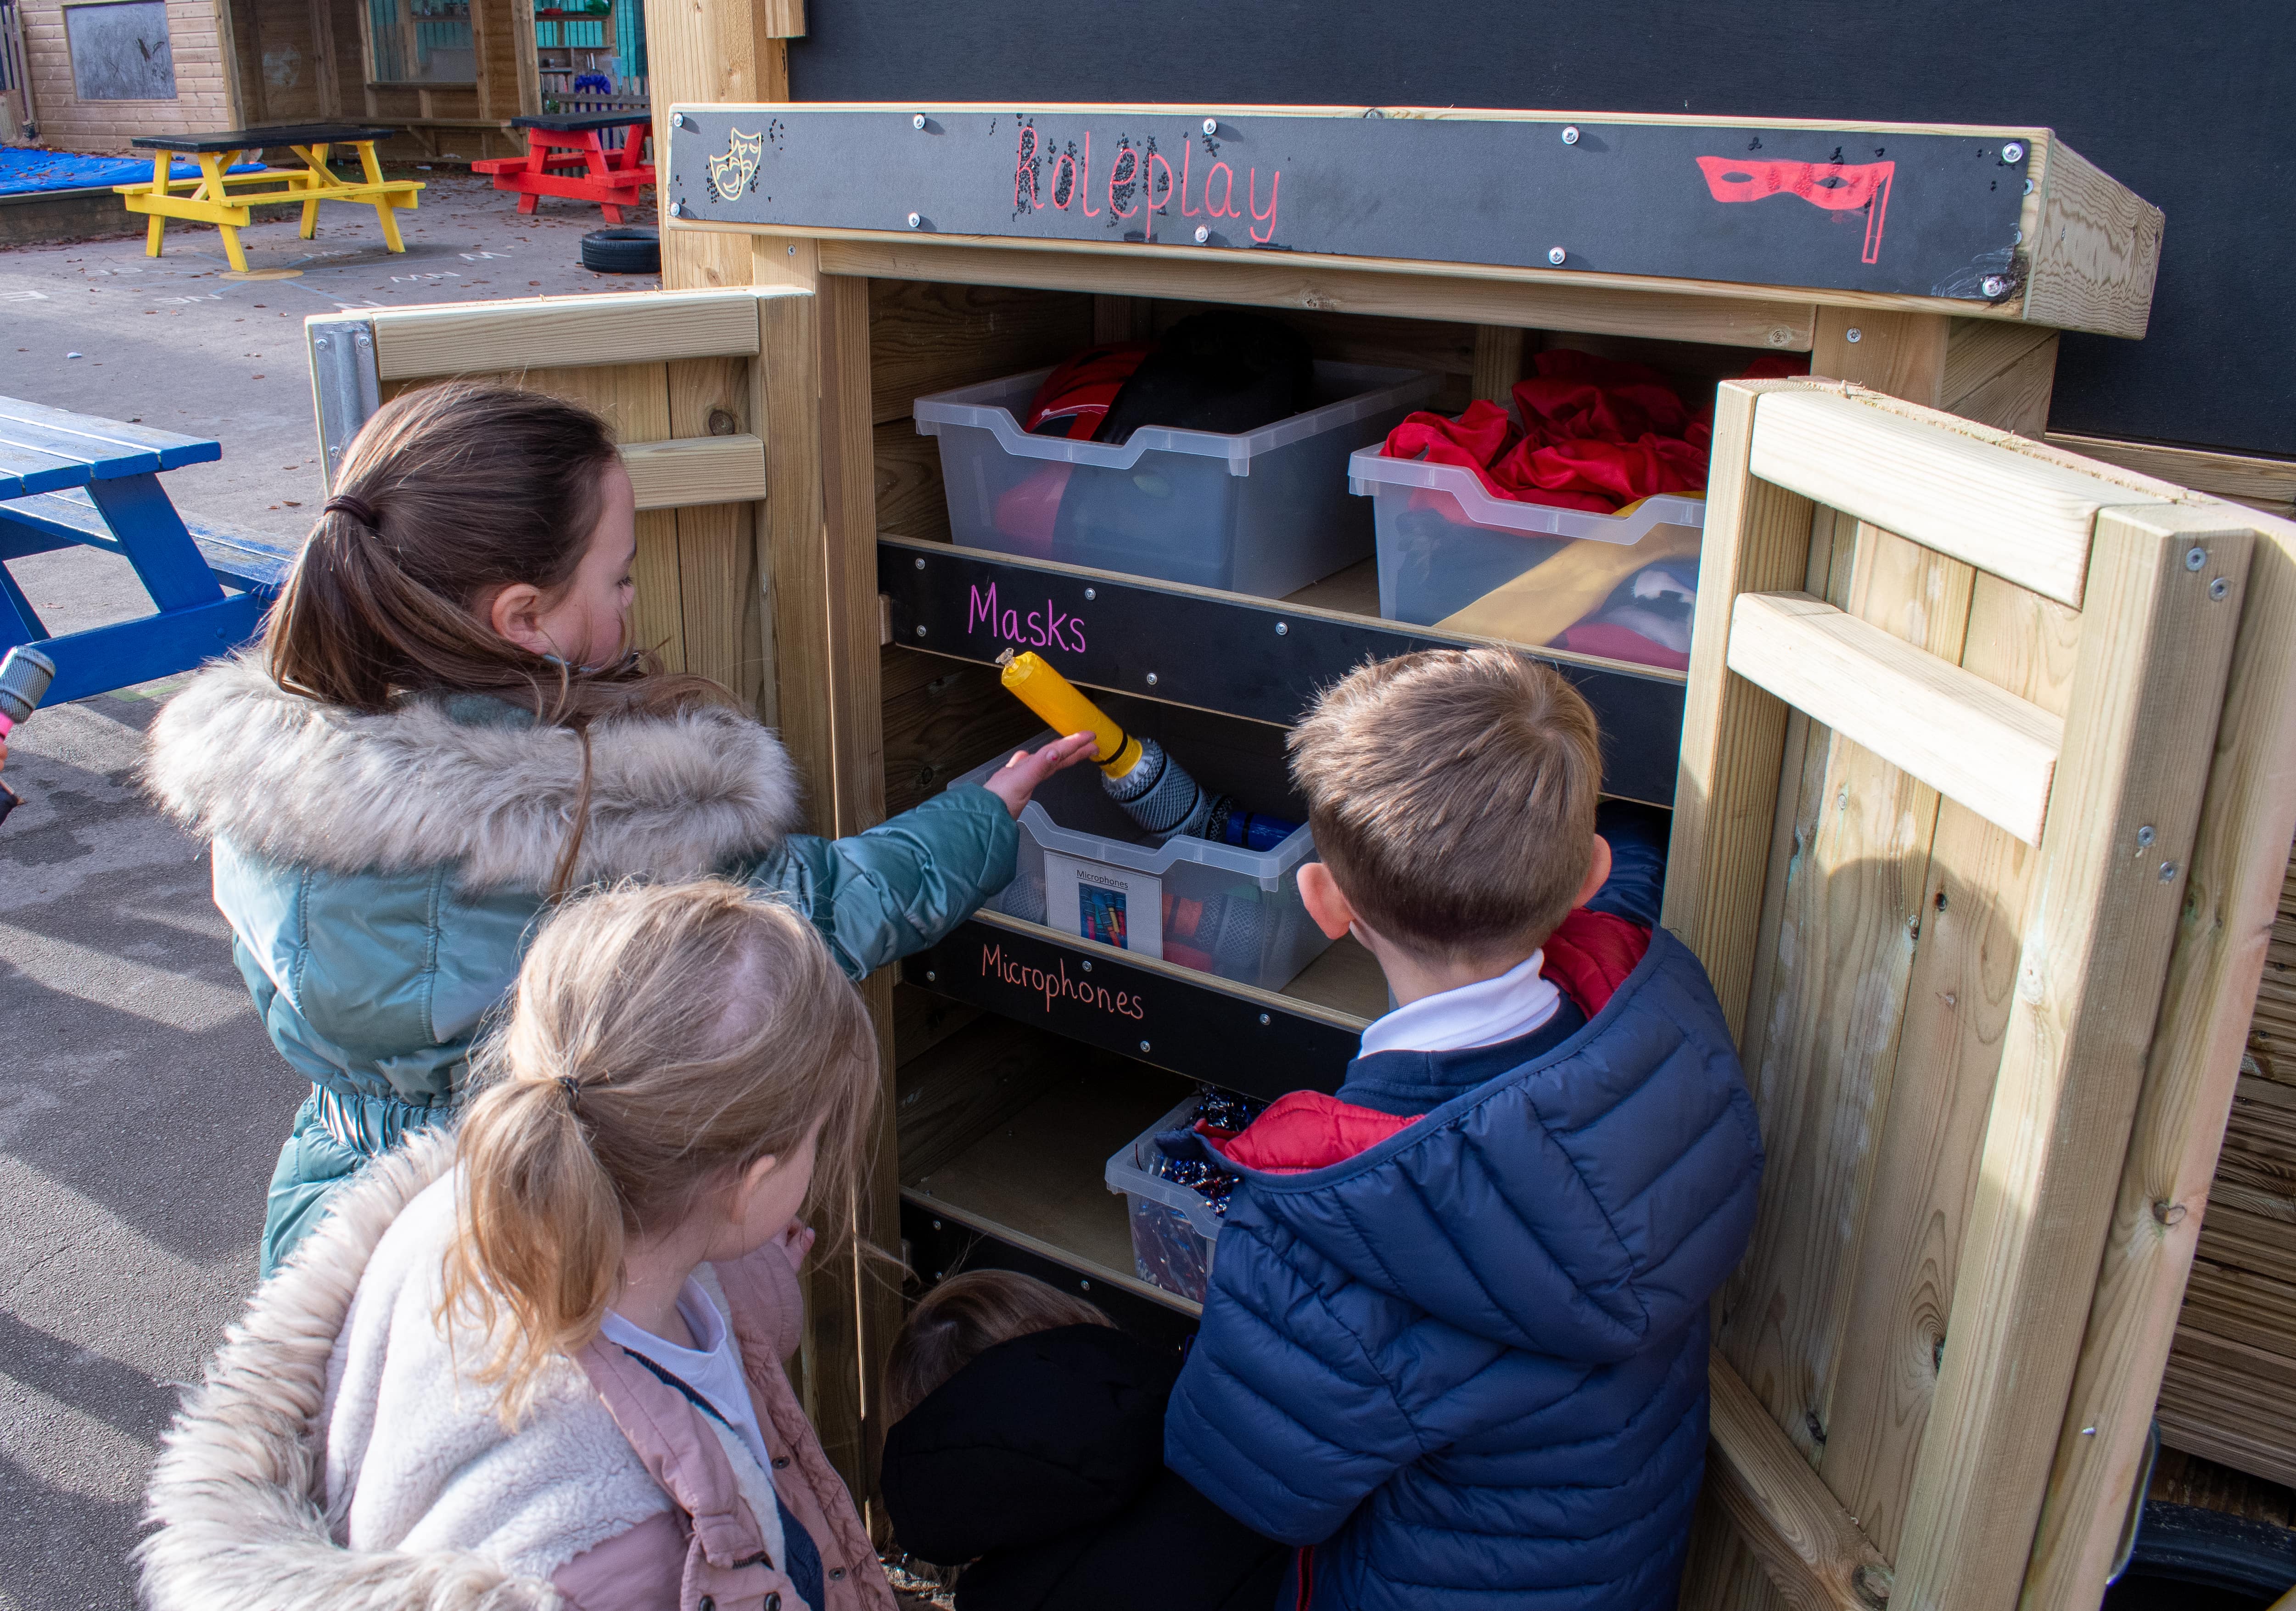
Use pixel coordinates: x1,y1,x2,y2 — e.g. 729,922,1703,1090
1210,910,1650,1175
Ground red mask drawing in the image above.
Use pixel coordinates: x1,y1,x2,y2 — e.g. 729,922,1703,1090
1693,157,1895,264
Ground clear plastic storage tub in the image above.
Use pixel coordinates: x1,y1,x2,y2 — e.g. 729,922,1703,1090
948,735,1333,993
1105,1095,1225,1303
916,362,1440,598
1349,444,1708,667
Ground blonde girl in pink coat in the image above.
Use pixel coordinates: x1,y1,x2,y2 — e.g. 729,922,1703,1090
140,881,899,1611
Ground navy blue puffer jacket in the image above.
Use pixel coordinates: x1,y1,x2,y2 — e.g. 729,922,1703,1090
1164,926,1762,1611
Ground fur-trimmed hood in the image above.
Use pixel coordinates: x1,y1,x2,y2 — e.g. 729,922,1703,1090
138,1130,565,1611
144,656,802,893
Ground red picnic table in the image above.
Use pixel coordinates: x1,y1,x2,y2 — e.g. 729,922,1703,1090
471,112,654,223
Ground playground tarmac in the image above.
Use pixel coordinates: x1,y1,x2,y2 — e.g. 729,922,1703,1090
0,173,658,1611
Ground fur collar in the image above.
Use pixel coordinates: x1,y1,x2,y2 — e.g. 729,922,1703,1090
145,656,802,893
136,1131,563,1611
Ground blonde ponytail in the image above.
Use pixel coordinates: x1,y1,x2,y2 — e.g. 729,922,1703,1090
441,880,878,1422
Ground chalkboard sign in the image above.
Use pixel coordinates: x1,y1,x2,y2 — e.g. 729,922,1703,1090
667,105,2031,301
64,0,176,101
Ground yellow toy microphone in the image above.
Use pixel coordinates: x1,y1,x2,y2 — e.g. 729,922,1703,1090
994,650,1297,851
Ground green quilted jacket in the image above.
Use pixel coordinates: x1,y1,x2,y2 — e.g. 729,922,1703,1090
146,655,1014,1269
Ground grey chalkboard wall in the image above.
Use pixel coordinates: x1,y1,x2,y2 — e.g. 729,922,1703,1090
785,0,2290,460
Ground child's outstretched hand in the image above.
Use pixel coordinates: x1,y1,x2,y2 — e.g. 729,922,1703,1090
982,731,1098,818
772,1220,816,1272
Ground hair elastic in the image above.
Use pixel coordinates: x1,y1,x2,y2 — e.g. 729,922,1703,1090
557,1075,581,1111
323,493,378,528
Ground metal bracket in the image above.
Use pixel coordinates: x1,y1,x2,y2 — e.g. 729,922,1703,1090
306,315,381,492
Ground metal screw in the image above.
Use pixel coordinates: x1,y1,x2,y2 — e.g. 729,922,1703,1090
1079,1278,1091,1289
2002,140,2026,163
2011,229,2023,245
1845,327,1863,343
2210,578,2230,601
1259,1013,1271,1025
931,1219,941,1230
1560,125,1580,145
1194,225,1210,243
2159,861,2179,882
2186,546,2208,571
924,971,937,983
2153,1199,2188,1225
1852,1565,1892,1609
669,201,685,218
1139,1039,1151,1053
907,211,922,229
2023,178,2035,194
915,624,927,638
1766,327,1793,347
788,244,796,255
1145,672,1159,686
1547,246,1567,265
1083,588,1096,601
314,335,330,349
914,556,926,570
1081,959,1092,971
358,333,370,348
2137,825,2156,848
1981,274,2008,297
1203,118,1218,135
1274,621,1288,635
913,113,926,130
671,111,685,128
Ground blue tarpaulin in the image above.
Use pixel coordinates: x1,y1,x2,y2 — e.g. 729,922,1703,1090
0,149,263,198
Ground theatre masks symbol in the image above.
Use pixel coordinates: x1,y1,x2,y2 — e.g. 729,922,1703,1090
708,129,763,202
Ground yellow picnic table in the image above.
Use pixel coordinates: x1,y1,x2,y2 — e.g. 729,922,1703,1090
117,123,423,273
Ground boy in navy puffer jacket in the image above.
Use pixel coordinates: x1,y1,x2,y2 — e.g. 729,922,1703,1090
1164,647,1763,1611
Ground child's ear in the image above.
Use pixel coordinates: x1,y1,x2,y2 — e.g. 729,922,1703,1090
1297,862,1358,941
486,581,551,655
1574,834,1614,910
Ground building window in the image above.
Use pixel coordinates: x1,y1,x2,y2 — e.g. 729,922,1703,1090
62,0,177,101
365,0,473,84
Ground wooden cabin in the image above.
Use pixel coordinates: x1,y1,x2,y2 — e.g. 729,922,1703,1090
1,0,649,163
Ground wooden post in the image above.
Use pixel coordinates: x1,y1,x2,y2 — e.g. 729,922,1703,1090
1659,376,1814,1039
1891,506,2252,1611
2021,507,2296,1609
1470,324,1524,403
793,268,906,1511
646,0,804,289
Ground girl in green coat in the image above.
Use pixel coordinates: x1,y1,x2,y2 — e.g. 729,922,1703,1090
146,382,1091,1274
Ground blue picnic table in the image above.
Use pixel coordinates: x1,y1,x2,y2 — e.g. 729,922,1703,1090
0,397,299,703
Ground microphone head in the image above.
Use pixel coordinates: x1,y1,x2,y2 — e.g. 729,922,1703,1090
0,645,56,727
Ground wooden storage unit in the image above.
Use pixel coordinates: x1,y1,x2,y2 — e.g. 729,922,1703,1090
305,91,2296,1609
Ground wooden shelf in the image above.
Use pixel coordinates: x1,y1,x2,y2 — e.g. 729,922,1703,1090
895,1016,1203,1320
878,535,1687,807
904,912,1366,1101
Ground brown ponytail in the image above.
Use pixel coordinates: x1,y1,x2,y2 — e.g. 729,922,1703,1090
441,881,879,1423
265,379,732,728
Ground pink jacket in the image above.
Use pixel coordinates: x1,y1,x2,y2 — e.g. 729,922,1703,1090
564,1246,893,1611
137,1133,896,1611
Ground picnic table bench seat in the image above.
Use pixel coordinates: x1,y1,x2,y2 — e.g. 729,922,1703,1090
0,397,297,702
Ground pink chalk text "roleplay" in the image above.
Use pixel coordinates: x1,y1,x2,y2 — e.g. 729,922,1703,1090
1013,123,1280,244
966,580,1087,653
982,942,1147,1020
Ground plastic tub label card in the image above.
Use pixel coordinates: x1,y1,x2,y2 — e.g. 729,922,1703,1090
1045,852,1163,959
